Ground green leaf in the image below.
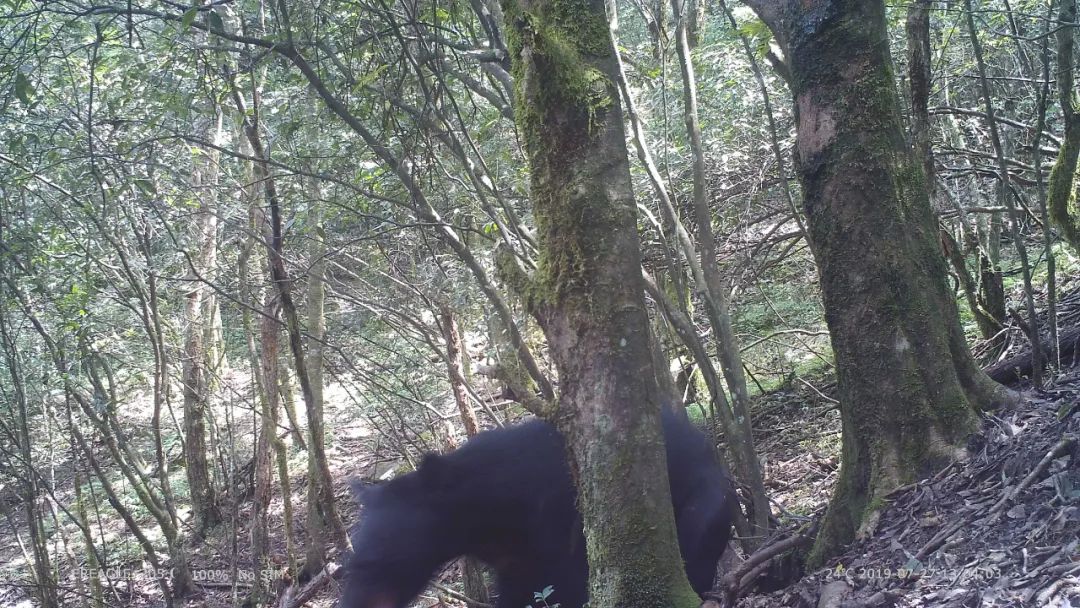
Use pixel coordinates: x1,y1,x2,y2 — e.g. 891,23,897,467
14,71,34,106
181,7,198,31
207,9,224,32
134,178,157,196
1058,400,1078,419
354,63,390,90
903,557,924,573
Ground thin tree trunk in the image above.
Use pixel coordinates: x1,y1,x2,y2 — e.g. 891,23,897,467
237,157,269,604
1,274,184,603
686,0,704,48
907,0,933,188
137,219,183,537
611,1,766,550
963,0,1043,385
907,2,1003,344
439,307,489,604
252,292,280,606
671,0,769,544
274,364,298,579
67,412,174,605
278,360,307,450
440,307,482,437
182,110,223,535
302,205,332,580
1032,0,1059,370
232,75,350,554
73,470,104,608
0,313,57,607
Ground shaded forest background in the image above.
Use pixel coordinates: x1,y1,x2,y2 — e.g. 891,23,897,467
0,0,1076,606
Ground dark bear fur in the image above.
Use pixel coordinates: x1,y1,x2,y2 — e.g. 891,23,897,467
342,409,737,608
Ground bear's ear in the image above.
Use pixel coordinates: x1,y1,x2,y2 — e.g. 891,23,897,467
417,452,450,488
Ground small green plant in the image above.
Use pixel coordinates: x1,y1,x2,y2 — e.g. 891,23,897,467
528,585,559,608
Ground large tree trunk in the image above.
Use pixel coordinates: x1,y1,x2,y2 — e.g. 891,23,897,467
744,0,1015,565
499,0,698,604
1048,0,1080,253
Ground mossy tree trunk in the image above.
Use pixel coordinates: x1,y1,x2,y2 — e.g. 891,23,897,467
744,0,1015,565
499,0,699,604
1048,0,1080,254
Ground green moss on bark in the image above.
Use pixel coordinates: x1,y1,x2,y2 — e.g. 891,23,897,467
502,0,625,310
768,0,990,569
1047,120,1080,254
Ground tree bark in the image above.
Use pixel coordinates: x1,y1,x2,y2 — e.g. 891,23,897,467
302,205,331,581
181,116,222,534
1048,0,1080,253
906,0,933,188
252,292,280,606
500,0,700,602
441,307,482,437
962,0,1043,385
0,310,58,607
1032,0,1060,368
744,0,1015,565
611,0,766,551
73,469,104,608
671,0,769,545
233,80,351,555
439,307,490,605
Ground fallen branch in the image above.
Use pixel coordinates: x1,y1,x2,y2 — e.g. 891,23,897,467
916,435,1075,562
990,436,1076,515
914,519,967,561
432,581,495,608
275,562,342,608
984,326,1080,385
709,522,818,607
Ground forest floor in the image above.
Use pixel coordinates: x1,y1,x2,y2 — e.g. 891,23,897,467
737,377,1080,607
0,352,1074,608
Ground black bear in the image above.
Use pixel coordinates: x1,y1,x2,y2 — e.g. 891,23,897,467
342,409,737,608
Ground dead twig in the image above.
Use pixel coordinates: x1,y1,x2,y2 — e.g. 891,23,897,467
711,521,819,607
990,436,1076,515
275,562,342,608
432,581,496,608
